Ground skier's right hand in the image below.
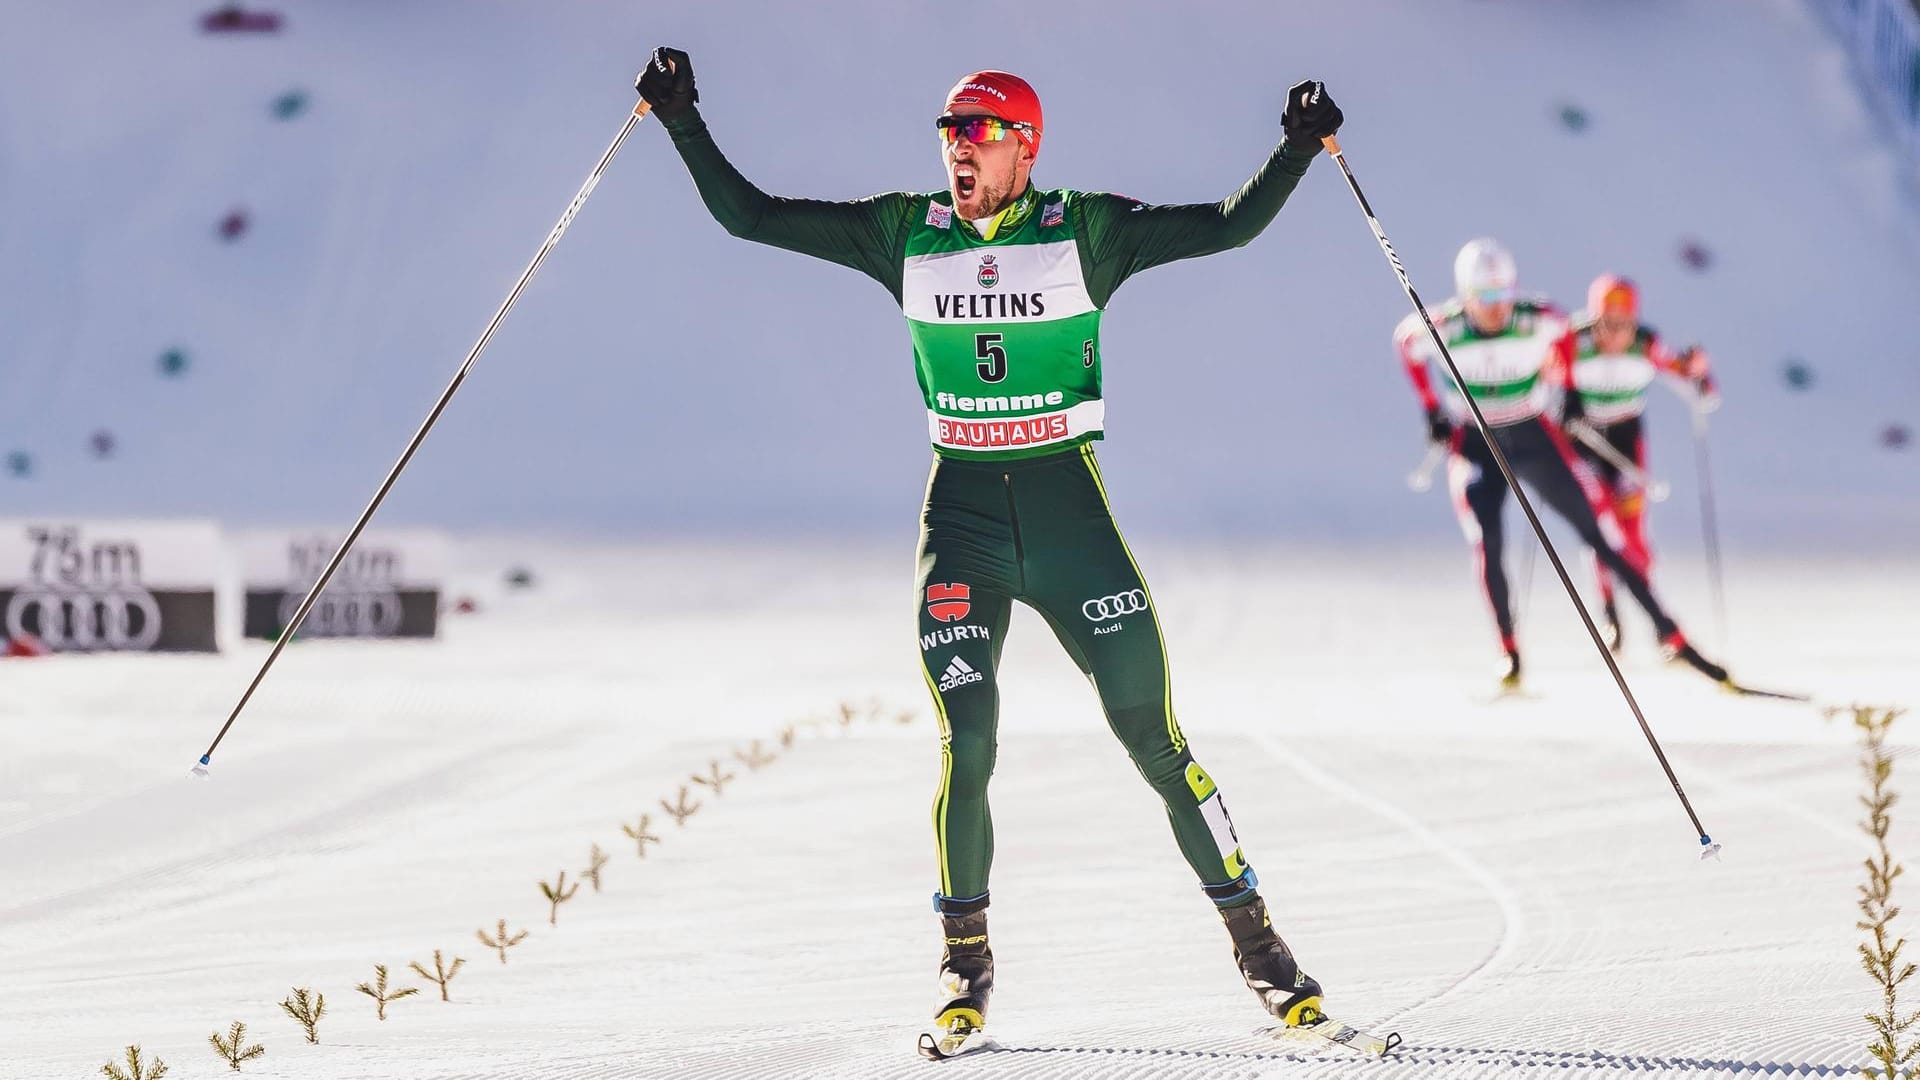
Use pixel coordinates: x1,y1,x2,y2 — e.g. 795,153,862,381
1425,407,1454,445
636,46,698,120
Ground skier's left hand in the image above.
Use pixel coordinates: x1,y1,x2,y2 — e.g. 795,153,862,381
1282,80,1342,153
1676,345,1711,380
635,46,699,120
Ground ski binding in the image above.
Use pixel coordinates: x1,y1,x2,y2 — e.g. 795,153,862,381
917,1026,999,1060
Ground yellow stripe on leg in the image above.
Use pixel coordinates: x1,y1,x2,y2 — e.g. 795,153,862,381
1079,445,1184,753
922,661,956,897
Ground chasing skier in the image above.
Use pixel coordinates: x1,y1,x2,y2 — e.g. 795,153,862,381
1395,238,1730,692
635,48,1366,1057
1568,273,1718,651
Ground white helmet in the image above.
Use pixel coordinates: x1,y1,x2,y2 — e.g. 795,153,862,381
1454,237,1517,304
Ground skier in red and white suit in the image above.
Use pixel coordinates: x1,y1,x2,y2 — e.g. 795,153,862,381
1566,273,1719,651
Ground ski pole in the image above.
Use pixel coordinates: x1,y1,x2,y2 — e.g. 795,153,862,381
1566,420,1670,502
1320,133,1721,858
1691,408,1728,652
1406,444,1444,492
192,96,656,776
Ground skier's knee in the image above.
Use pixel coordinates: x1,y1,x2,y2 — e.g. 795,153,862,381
942,729,998,802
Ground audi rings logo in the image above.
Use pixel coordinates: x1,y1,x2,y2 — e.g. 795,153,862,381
1081,590,1147,621
278,587,404,638
4,586,163,651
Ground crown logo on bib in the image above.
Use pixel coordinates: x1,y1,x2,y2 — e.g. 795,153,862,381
977,254,999,290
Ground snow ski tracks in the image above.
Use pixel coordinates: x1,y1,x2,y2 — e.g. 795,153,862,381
1255,734,1524,1029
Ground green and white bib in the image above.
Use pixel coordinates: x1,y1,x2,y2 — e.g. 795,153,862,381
1570,322,1660,425
902,188,1103,459
1396,298,1569,427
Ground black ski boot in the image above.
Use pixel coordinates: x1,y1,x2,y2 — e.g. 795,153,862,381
936,899,998,1037
1221,895,1323,1027
1662,632,1729,684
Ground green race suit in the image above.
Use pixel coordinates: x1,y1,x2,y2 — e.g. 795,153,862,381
662,105,1315,906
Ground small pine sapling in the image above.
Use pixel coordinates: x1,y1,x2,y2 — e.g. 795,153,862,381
1835,704,1920,1077
583,843,610,892
662,785,701,826
735,739,776,771
691,759,736,797
540,870,580,926
279,987,326,1044
101,1044,168,1080
477,918,530,964
355,964,419,1020
621,813,660,857
410,949,466,1002
208,1021,265,1071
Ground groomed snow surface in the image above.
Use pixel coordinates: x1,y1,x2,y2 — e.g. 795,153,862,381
4,540,1916,1079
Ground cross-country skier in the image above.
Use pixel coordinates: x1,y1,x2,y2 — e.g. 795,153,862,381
1569,274,1718,651
637,48,1343,1053
1395,238,1729,691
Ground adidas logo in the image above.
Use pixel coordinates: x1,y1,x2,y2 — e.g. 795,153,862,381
938,656,984,692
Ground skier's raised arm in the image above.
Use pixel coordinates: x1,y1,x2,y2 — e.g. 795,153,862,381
1076,81,1342,300
638,47,914,295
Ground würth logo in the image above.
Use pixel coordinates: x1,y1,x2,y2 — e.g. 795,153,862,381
938,655,984,692
926,582,972,622
921,624,991,652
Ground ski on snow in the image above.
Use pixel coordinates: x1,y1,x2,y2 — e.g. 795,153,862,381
916,1014,1402,1062
1266,1012,1403,1058
1721,679,1811,702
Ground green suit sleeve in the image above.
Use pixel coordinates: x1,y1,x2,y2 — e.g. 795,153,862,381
662,107,914,301
1074,141,1317,307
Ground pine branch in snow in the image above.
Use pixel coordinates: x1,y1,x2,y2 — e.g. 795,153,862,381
621,814,660,857
540,870,580,926
662,785,701,826
279,987,326,1044
101,1044,168,1080
1835,704,1918,1076
208,1020,265,1071
409,949,466,1001
583,843,610,892
691,759,735,796
476,918,529,964
355,964,419,1020
735,739,776,770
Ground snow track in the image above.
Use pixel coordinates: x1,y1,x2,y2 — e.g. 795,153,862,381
1,543,1912,1077
1255,734,1525,1029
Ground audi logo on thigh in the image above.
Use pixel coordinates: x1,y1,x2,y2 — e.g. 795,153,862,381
1081,589,1148,621
278,587,404,638
5,586,163,651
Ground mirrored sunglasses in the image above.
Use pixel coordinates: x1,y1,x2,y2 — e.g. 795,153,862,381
936,115,1035,145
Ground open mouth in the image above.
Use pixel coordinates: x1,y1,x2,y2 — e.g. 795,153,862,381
954,163,977,199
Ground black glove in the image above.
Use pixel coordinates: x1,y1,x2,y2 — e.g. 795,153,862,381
1425,407,1454,445
635,46,698,120
1281,79,1342,152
